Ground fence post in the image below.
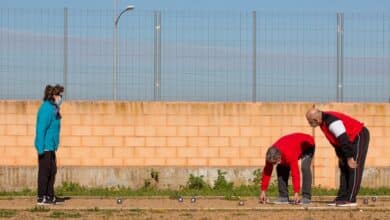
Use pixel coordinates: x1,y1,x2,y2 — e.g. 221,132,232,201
63,7,68,99
154,11,162,101
113,0,118,100
336,12,344,102
252,11,257,102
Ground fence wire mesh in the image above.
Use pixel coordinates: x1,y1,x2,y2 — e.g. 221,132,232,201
0,9,389,102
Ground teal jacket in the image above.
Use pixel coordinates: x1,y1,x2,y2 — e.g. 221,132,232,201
34,101,61,155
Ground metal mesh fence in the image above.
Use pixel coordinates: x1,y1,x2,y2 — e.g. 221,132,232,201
0,9,389,102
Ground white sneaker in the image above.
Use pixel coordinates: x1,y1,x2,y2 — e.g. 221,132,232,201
336,201,357,207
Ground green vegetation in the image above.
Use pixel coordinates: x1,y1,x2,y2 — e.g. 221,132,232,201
0,210,16,218
0,169,389,197
186,174,210,191
0,187,35,197
179,212,193,217
214,170,234,191
129,208,143,213
86,207,100,212
49,211,81,218
29,206,50,212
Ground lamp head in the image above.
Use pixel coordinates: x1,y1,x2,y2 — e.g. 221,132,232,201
126,5,135,11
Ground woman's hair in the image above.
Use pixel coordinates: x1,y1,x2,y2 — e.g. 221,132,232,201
43,84,64,101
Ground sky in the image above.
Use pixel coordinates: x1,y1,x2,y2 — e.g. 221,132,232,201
1,1,389,102
2,0,390,12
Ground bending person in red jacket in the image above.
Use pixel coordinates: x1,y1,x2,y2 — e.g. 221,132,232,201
259,133,315,205
306,109,369,207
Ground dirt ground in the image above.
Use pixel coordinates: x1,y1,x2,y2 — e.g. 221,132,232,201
0,196,389,219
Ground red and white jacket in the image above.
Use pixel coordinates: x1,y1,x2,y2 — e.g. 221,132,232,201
320,111,364,158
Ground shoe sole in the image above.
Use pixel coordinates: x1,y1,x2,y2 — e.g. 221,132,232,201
273,202,289,205
36,203,52,206
336,203,357,207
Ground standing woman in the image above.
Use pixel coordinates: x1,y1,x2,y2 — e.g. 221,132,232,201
34,84,65,205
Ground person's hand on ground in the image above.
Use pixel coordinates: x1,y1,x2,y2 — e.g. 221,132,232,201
259,191,267,204
293,192,300,204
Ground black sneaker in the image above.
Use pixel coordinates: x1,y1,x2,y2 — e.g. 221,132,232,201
52,196,65,204
36,196,45,205
37,196,55,205
327,198,340,206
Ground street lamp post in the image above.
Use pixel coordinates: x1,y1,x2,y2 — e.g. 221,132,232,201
113,4,135,100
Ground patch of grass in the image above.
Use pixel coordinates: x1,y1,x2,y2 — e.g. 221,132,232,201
151,209,165,214
359,187,390,195
251,169,262,185
179,212,193,217
29,206,50,212
96,210,113,217
0,187,35,196
1,169,390,198
129,208,143,213
213,170,233,191
124,209,145,217
224,193,240,201
168,190,181,199
186,174,210,191
311,186,338,196
2,183,390,197
151,169,159,183
54,181,390,197
86,207,100,212
232,212,248,216
0,210,16,218
55,181,86,196
49,211,81,218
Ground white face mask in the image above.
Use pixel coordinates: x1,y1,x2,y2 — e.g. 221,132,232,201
56,96,63,106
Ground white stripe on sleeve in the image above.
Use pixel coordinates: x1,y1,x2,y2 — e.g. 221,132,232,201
328,120,346,138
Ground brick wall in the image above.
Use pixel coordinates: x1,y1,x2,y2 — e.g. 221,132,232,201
0,101,388,188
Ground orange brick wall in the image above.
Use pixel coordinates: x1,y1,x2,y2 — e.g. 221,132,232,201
0,101,388,188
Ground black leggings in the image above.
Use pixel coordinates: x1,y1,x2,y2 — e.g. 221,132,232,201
38,151,57,198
